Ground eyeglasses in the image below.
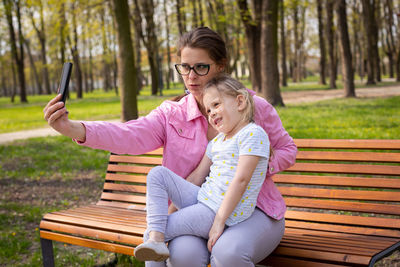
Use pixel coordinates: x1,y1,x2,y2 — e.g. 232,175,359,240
175,63,211,76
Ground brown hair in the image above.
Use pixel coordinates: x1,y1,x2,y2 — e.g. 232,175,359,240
203,73,254,123
177,27,228,68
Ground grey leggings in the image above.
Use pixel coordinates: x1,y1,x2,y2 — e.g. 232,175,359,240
145,166,285,267
145,166,216,241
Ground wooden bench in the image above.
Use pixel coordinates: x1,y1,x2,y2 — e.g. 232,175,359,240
40,139,400,266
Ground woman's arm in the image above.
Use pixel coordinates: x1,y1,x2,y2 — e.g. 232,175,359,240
253,95,297,174
207,155,260,252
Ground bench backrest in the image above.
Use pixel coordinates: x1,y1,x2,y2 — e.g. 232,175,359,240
97,139,400,238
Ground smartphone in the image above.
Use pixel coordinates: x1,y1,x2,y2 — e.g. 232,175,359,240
58,62,73,103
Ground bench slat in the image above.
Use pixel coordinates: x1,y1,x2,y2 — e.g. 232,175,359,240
103,183,146,194
285,228,399,243
287,162,400,176
261,256,345,267
109,155,162,165
294,139,400,150
43,213,145,234
285,220,400,238
60,206,147,222
40,231,135,255
286,210,400,229
282,233,391,251
284,198,400,215
273,246,371,265
278,187,400,201
296,151,400,163
274,174,400,189
105,173,147,183
96,200,146,210
107,164,152,174
100,192,146,204
40,220,143,245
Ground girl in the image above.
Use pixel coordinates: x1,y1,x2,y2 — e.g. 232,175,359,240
134,74,270,262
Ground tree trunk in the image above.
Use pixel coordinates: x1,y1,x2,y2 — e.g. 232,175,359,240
238,0,262,93
336,0,355,97
4,0,27,102
326,0,337,89
292,2,299,82
70,1,83,99
384,0,395,78
261,0,283,106
279,0,288,87
176,0,185,35
316,0,326,85
198,0,204,26
139,0,160,96
100,6,112,91
24,39,43,95
111,0,138,121
163,0,172,89
373,0,381,82
361,0,376,85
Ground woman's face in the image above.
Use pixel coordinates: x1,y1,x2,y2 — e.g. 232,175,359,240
180,47,224,103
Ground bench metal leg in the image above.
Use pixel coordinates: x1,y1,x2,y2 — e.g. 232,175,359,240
41,238,55,267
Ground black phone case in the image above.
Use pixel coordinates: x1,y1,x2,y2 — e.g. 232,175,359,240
58,62,73,103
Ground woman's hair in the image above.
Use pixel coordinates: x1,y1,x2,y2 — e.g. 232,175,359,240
204,73,255,123
177,27,228,68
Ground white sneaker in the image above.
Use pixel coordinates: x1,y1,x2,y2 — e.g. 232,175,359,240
134,240,170,262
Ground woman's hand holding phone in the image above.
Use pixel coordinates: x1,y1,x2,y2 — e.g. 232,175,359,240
43,63,86,142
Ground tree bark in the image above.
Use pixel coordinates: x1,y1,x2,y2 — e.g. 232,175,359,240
279,0,288,87
69,1,83,99
110,0,138,121
336,0,355,97
383,0,395,78
261,0,283,106
28,0,51,95
361,0,376,85
316,0,326,85
326,0,337,89
138,0,160,95
100,6,112,91
163,0,172,89
176,0,185,35
4,0,27,102
291,2,299,82
24,39,42,95
238,0,262,93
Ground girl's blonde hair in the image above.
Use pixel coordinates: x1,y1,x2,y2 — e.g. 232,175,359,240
204,73,254,123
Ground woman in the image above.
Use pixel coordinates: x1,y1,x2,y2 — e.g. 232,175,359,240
43,27,297,267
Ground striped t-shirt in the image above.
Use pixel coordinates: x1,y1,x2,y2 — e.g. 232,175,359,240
197,123,270,226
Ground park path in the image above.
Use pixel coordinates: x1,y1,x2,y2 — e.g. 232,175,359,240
1,84,400,144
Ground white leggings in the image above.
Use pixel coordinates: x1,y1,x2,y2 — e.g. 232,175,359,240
145,166,285,267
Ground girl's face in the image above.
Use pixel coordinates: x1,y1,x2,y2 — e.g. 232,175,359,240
180,47,224,103
203,87,247,139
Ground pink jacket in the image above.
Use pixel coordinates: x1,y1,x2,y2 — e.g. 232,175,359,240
78,90,297,220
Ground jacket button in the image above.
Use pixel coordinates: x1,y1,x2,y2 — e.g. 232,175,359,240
270,167,274,172
178,129,183,134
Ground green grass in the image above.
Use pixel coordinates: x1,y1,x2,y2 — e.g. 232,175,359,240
277,96,400,139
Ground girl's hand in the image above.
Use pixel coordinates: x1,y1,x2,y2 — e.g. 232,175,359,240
207,217,225,252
